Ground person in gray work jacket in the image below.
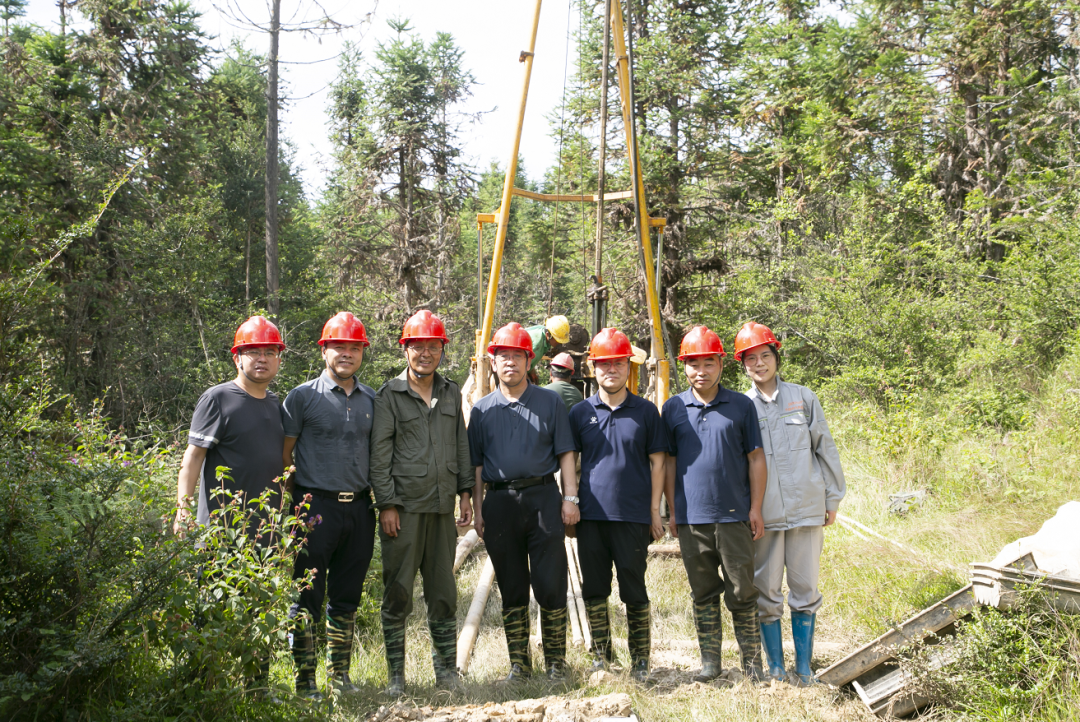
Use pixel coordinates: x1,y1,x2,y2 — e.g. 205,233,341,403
282,312,377,699
369,310,474,696
734,322,846,686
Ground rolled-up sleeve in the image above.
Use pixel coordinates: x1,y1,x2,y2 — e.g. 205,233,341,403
369,389,402,510
808,391,846,511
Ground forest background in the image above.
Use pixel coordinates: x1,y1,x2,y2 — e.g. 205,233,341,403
2,0,1080,719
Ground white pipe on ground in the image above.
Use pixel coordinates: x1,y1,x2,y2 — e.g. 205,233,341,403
456,556,495,673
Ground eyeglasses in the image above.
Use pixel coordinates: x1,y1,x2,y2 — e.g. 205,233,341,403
241,348,280,359
407,343,443,356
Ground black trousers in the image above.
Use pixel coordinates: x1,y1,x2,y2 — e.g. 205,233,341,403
288,491,376,623
484,482,567,610
577,520,651,605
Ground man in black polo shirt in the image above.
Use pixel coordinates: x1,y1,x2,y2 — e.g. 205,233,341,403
662,325,767,683
282,312,377,699
469,322,579,682
174,315,287,693
569,328,667,682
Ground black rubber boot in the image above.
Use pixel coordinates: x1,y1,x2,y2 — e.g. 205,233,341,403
692,599,723,682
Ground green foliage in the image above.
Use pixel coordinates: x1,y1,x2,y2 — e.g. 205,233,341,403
0,377,316,718
911,592,1080,718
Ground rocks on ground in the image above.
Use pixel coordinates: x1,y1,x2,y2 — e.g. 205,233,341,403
366,692,633,722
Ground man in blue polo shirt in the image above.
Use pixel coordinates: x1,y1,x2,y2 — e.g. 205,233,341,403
663,325,767,683
469,322,579,682
282,312,377,699
569,328,667,682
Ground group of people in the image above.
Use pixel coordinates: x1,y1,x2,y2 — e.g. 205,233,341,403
175,310,845,701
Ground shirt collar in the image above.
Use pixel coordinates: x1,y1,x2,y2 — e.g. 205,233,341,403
318,369,359,394
680,385,732,408
493,382,534,407
748,376,783,403
388,369,447,395
588,390,641,411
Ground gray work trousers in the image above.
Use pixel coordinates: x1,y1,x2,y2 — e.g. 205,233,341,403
753,525,824,623
678,521,758,613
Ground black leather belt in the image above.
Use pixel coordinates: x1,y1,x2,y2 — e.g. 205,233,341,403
295,486,368,503
486,474,556,492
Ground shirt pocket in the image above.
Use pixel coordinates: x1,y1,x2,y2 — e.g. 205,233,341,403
395,402,428,460
784,415,811,451
758,417,773,456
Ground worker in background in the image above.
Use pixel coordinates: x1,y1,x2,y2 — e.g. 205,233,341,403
174,315,287,694
662,326,767,683
544,352,584,412
468,322,579,682
569,328,667,682
282,312,377,699
370,311,474,696
525,315,571,383
734,322,846,686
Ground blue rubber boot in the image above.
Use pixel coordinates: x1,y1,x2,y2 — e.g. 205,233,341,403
790,611,817,686
759,619,787,682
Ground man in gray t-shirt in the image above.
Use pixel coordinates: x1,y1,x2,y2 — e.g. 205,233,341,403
175,315,286,534
174,315,287,694
281,312,376,699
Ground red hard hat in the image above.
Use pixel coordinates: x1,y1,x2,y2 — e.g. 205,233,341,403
232,316,286,353
733,321,781,361
588,327,633,361
550,352,575,371
678,325,725,360
487,322,535,359
319,312,370,347
400,310,449,345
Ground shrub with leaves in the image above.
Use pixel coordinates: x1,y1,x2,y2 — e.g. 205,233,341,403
0,381,314,719
910,588,1080,718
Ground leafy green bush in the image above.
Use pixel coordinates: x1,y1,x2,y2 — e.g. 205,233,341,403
914,591,1080,718
0,380,314,719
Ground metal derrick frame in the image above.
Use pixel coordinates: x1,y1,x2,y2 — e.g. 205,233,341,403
471,0,671,410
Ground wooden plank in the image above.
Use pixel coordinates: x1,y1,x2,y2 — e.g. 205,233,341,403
817,584,976,687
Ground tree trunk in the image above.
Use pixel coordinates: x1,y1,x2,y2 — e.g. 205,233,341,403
264,0,281,315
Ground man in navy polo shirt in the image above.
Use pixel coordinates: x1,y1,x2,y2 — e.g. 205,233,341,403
282,312,377,699
569,328,667,682
469,322,579,682
662,325,767,683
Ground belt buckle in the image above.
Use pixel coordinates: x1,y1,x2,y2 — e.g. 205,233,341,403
337,492,355,503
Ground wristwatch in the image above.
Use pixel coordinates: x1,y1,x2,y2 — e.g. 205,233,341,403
563,495,579,505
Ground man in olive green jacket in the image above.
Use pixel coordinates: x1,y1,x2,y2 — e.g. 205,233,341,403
370,311,474,695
